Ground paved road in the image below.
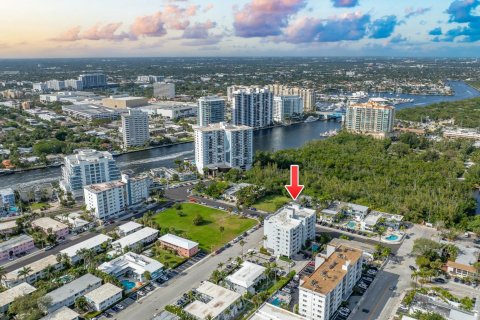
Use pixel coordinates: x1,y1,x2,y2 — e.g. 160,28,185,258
349,224,438,320
116,226,264,320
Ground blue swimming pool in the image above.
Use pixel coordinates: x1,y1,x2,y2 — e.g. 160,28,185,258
386,234,399,241
270,297,281,306
346,221,356,229
121,280,136,292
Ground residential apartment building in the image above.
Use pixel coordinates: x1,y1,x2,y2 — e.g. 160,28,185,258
117,221,143,237
46,80,65,91
121,109,150,148
136,75,164,83
64,79,83,91
31,217,69,239
59,234,112,264
112,227,159,252
273,96,304,123
299,244,363,320
84,283,123,312
197,96,226,126
98,252,164,282
345,100,395,137
0,283,37,313
225,261,266,294
194,122,253,174
45,274,102,313
184,281,243,320
232,88,273,128
84,181,127,220
158,233,199,257
60,149,121,198
0,187,15,213
0,235,35,261
153,82,175,99
0,221,17,236
79,73,106,88
264,203,316,258
2,255,64,288
267,84,316,112
40,307,79,320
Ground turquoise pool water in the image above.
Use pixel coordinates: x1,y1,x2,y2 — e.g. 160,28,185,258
346,221,356,229
121,280,136,292
270,298,281,306
386,234,399,241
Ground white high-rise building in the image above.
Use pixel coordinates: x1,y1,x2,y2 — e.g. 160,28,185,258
197,96,225,126
121,109,149,149
84,181,127,220
46,80,65,91
232,88,273,128
267,84,316,113
60,149,121,198
273,96,304,123
345,100,395,138
121,172,150,205
299,244,363,320
64,79,84,91
32,83,47,92
194,122,253,174
153,82,175,99
264,203,316,258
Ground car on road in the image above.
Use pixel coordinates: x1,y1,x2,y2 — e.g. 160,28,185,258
433,278,446,284
409,265,417,271
362,309,370,313
115,304,124,310
389,286,397,291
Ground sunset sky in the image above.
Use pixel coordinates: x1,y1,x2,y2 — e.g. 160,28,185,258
1,0,479,58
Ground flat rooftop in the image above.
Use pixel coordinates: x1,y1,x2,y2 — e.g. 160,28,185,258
159,233,198,250
266,203,315,229
118,221,143,234
85,283,123,304
32,217,68,232
0,234,33,252
0,220,17,231
99,252,164,275
301,245,362,295
0,283,37,307
46,274,102,305
60,234,111,258
63,104,123,115
226,261,266,288
184,281,241,319
193,122,251,132
40,306,80,320
249,303,305,320
84,181,125,193
112,227,158,249
5,254,59,281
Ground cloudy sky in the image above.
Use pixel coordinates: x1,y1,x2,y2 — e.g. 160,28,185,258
1,0,479,58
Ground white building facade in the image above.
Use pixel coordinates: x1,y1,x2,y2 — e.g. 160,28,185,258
121,109,149,149
232,88,273,128
273,96,304,123
84,181,127,220
60,149,121,198
264,203,316,258
345,100,395,137
121,173,150,205
194,122,253,174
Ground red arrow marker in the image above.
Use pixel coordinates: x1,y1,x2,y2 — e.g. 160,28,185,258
285,165,304,201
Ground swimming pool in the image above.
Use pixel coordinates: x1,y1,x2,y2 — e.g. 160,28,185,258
121,279,136,292
385,234,399,241
346,221,357,229
270,297,281,307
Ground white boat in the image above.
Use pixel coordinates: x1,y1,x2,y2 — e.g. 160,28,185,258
304,116,319,123
320,129,338,137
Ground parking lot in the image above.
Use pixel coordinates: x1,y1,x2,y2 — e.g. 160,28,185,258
171,251,207,276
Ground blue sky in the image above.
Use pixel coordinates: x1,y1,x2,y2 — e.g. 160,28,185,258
0,0,479,58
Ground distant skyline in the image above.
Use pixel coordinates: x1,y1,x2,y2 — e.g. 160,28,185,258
1,0,480,58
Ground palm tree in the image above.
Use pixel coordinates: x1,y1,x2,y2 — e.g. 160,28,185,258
44,264,55,280
239,240,246,258
218,262,224,270
0,266,6,284
219,226,225,243
411,270,419,288
18,266,33,282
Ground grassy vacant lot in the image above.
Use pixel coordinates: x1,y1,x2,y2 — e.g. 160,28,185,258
153,203,257,252
253,195,290,213
154,249,187,268
29,202,50,211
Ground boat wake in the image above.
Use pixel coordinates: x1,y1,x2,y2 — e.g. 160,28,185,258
117,150,194,167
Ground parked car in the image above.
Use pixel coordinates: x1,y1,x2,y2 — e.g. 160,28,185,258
367,269,377,276
282,287,292,294
433,278,446,284
362,276,374,283
362,309,370,313
115,304,124,310
409,265,417,271
358,283,368,290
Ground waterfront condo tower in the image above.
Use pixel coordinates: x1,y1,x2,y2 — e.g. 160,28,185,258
193,122,253,174
345,99,395,138
273,95,304,123
232,88,273,128
121,109,150,149
197,96,226,126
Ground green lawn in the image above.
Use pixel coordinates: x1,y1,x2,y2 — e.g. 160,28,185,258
253,195,290,213
153,203,257,252
29,202,50,211
154,249,187,268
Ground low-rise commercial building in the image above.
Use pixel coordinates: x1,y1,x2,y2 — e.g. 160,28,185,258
299,244,363,320
59,234,112,264
112,227,159,252
141,101,197,119
45,273,102,313
31,217,69,239
84,283,123,311
117,221,143,237
184,281,242,320
40,306,79,320
62,104,125,121
0,283,37,313
225,261,266,294
102,96,148,109
158,233,199,257
2,254,64,288
0,234,35,261
264,203,316,258
98,252,164,282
